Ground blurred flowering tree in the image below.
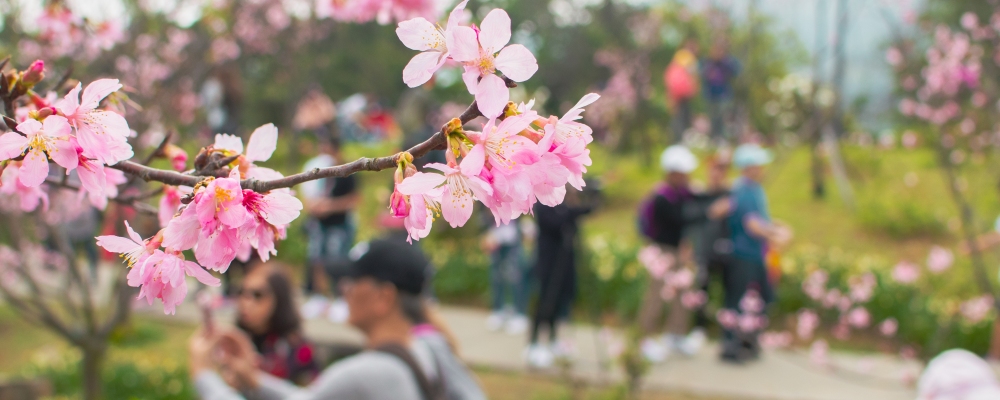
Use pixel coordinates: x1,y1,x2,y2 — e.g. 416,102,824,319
888,0,1000,357
0,1,600,398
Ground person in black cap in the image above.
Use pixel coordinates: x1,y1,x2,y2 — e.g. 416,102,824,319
189,239,446,400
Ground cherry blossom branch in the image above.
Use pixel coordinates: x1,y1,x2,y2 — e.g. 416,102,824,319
108,98,489,193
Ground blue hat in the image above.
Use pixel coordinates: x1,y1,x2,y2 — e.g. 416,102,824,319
733,144,773,169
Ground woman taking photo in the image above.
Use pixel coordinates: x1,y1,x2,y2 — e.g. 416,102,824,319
235,262,319,385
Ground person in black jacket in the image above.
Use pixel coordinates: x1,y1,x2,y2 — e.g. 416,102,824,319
526,189,593,368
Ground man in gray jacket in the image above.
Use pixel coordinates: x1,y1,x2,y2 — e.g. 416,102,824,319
190,239,446,400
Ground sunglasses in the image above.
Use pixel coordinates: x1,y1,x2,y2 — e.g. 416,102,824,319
237,287,271,301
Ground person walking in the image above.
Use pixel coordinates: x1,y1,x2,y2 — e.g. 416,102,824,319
483,220,531,335
299,135,360,322
665,38,700,143
719,143,792,363
636,145,699,363
526,191,593,368
701,41,740,144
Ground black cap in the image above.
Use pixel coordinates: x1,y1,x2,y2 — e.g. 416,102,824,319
347,238,429,295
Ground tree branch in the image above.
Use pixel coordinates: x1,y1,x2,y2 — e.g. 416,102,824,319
48,224,98,335
108,99,486,193
98,273,133,338
44,177,159,215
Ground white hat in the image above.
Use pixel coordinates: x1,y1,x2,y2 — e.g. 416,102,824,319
917,349,1000,399
733,143,773,169
659,145,698,173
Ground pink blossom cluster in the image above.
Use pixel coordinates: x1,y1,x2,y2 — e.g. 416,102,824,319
0,77,132,211
18,3,125,62
97,124,303,314
717,290,768,334
318,0,438,25
392,92,599,242
396,1,539,118
635,244,705,307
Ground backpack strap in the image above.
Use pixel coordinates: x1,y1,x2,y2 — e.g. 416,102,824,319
375,343,446,400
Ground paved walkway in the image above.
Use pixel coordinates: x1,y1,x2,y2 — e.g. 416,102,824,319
149,301,921,400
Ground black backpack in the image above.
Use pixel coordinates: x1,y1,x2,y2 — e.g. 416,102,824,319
376,343,446,400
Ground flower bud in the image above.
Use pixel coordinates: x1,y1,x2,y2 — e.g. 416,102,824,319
21,60,45,86
389,189,411,218
163,144,188,172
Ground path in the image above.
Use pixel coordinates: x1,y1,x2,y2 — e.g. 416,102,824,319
148,301,920,400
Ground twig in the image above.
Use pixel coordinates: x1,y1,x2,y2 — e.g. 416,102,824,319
44,177,158,215
125,131,174,187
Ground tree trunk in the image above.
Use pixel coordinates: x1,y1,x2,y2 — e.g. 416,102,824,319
81,344,106,400
935,142,1000,357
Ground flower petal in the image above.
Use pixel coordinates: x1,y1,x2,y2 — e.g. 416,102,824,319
124,220,144,245
494,44,538,82
213,133,244,154
81,79,122,110
461,144,486,176
77,160,107,197
403,51,445,88
14,119,42,137
441,183,474,228
396,18,445,51
563,93,601,121
478,9,511,54
446,0,469,30
475,74,509,119
162,205,200,251
185,261,221,286
448,26,480,63
96,235,140,253
0,132,29,160
49,137,79,170
55,83,82,116
42,115,72,137
461,66,481,95
398,172,446,195
18,149,49,187
245,123,278,162
259,191,303,226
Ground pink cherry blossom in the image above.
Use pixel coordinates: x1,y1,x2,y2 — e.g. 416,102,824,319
926,246,953,273
879,318,898,337
848,273,876,303
402,188,443,243
396,0,469,87
129,249,220,315
739,289,765,314
738,313,765,332
450,9,538,118
797,309,819,339
194,226,242,272
846,307,870,328
892,261,920,284
163,144,188,171
960,295,993,324
467,114,536,174
56,79,133,165
552,93,600,145
241,189,303,261
0,163,49,211
400,157,492,228
158,186,191,228
680,290,707,309
0,116,75,187
195,169,250,234
716,309,738,329
95,221,159,270
802,270,828,300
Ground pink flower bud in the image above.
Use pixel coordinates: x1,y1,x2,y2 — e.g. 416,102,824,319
163,144,188,172
879,318,898,337
21,60,45,86
389,189,411,218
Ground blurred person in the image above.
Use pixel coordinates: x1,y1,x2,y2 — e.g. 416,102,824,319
719,143,792,363
700,40,740,144
681,150,734,356
397,82,447,169
665,38,700,143
917,349,1000,399
190,239,447,400
482,218,531,336
299,134,360,322
636,145,699,363
235,262,319,385
526,189,594,368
